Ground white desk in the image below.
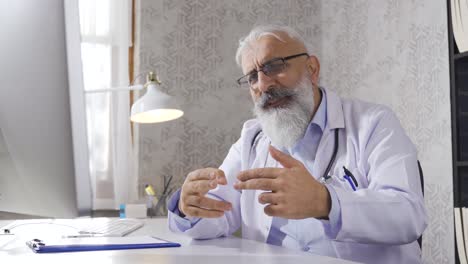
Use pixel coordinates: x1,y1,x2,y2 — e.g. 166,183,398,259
0,218,358,264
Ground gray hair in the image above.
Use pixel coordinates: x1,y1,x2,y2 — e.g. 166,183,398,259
235,25,310,67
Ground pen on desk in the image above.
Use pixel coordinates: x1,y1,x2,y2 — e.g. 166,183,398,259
62,234,102,238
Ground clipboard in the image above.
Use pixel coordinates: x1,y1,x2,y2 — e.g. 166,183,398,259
26,236,181,253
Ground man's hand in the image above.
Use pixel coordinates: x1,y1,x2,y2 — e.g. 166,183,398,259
234,145,331,219
179,168,232,218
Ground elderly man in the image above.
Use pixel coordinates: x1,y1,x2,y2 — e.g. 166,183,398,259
167,25,427,264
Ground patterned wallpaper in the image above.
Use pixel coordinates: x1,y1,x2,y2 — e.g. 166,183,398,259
318,2,452,263
135,0,452,263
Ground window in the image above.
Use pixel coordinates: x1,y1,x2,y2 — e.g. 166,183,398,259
79,0,135,209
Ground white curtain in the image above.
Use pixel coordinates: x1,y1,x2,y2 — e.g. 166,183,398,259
79,0,137,209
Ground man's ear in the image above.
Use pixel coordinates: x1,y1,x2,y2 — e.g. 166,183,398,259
307,56,320,85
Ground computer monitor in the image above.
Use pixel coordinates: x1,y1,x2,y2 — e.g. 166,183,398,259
0,0,91,218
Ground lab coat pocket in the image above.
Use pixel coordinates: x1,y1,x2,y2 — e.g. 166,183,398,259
345,166,367,189
326,175,357,193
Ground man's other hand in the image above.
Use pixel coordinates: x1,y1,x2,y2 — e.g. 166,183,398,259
179,168,232,218
234,145,331,219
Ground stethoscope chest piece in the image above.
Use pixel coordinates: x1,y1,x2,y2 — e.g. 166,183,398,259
319,174,332,184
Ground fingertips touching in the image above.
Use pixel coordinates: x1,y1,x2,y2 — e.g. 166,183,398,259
209,171,216,180
215,170,228,185
217,175,228,185
209,180,217,188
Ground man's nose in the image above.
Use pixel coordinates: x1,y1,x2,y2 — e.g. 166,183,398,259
255,71,275,93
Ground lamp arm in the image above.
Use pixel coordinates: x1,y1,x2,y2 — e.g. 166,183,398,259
84,84,144,94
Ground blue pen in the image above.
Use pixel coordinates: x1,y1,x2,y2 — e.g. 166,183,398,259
343,175,357,191
343,166,358,191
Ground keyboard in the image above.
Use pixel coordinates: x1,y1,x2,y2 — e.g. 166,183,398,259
78,219,144,237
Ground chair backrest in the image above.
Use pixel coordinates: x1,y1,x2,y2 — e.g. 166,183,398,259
418,161,424,196
417,160,424,249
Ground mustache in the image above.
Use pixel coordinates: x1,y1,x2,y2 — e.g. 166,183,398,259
256,87,297,109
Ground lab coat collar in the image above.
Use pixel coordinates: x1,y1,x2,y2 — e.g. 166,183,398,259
310,88,327,132
322,87,345,130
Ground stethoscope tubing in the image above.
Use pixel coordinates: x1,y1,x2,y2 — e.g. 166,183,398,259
322,129,339,180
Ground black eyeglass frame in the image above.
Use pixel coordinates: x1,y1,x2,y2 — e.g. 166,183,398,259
236,52,310,87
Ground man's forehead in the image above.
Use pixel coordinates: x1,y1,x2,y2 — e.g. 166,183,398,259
240,34,304,73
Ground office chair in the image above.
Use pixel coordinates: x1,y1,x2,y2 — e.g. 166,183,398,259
417,160,424,249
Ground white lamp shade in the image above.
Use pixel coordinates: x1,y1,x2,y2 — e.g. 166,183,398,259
130,83,183,123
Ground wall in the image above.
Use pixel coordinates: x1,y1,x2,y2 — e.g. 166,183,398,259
135,1,452,263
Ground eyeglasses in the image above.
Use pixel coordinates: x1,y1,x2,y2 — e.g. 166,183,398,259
237,53,309,90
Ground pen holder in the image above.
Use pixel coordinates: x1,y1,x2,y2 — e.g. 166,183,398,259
146,195,156,217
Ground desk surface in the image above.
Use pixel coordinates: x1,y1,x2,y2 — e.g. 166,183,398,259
0,218,358,264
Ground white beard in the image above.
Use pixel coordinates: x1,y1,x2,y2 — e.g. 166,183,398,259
253,75,315,149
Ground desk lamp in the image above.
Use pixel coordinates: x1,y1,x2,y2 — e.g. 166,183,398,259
130,72,183,123
86,71,184,123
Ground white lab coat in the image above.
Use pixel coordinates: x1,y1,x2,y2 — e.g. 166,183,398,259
168,88,427,264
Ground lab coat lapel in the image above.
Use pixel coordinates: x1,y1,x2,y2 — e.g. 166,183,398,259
250,136,274,242
313,89,345,179
259,146,276,241
255,88,345,242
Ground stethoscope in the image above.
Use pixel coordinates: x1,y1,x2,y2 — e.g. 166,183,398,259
318,129,359,190
318,129,339,183
253,129,339,180
253,128,357,189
